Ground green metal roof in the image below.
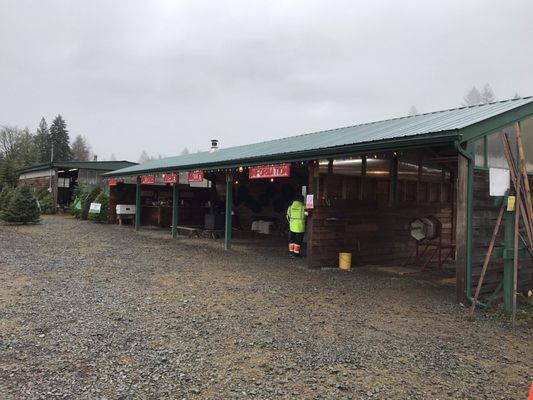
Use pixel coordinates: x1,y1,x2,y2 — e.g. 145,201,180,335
106,97,533,177
18,160,137,175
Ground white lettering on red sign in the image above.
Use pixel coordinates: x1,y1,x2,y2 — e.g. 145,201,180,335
108,178,118,186
140,175,156,184
248,164,291,179
188,171,204,183
163,173,178,184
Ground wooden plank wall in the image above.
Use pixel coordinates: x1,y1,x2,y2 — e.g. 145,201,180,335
308,173,453,268
472,170,533,293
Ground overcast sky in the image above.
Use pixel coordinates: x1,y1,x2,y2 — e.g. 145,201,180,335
1,0,532,162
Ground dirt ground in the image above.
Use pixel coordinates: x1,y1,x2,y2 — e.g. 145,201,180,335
0,216,532,399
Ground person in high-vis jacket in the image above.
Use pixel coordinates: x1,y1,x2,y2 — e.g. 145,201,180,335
286,195,308,257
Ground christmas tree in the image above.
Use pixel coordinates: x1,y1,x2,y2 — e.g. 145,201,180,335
0,185,41,224
88,191,109,223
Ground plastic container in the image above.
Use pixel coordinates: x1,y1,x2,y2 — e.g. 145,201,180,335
339,252,352,270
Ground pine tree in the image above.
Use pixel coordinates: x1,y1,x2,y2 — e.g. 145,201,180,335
480,83,496,104
50,115,72,162
0,185,41,224
463,86,483,106
71,135,91,161
0,160,18,188
34,118,51,163
88,191,109,223
0,185,13,211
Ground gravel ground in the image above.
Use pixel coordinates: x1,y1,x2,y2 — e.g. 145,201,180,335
1,215,532,399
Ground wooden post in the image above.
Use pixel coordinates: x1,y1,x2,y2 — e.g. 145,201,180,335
456,155,468,303
135,177,141,231
171,184,179,238
224,172,233,250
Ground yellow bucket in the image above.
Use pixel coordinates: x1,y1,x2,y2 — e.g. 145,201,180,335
339,252,352,270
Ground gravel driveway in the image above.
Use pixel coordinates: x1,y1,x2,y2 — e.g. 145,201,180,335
1,216,532,399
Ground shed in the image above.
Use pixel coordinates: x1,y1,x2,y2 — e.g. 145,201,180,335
104,97,533,310
18,160,137,207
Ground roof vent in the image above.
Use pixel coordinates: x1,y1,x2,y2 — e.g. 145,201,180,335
210,139,219,152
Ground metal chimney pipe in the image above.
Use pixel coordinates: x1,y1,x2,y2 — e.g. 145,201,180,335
210,139,219,152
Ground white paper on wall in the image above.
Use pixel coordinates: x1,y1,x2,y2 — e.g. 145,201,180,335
489,167,510,196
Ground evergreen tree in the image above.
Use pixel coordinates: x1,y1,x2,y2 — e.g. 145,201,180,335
49,115,72,162
0,185,41,224
34,118,51,163
480,83,496,104
88,191,109,223
81,186,102,220
16,128,38,167
463,86,483,106
71,135,91,161
407,106,418,116
0,185,13,211
0,160,18,188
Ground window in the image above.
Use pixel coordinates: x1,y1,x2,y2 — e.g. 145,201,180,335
366,154,390,178
475,138,485,167
318,156,363,176
519,117,533,173
487,125,516,168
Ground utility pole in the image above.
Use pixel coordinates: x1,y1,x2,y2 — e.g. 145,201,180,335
48,141,54,193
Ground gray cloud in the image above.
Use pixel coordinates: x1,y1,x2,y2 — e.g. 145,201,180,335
1,0,532,161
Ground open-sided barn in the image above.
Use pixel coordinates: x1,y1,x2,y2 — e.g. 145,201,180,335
104,97,533,311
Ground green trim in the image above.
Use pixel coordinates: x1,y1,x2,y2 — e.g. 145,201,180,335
135,179,141,231
459,103,533,142
171,184,179,239
18,161,136,175
455,140,474,301
224,173,233,250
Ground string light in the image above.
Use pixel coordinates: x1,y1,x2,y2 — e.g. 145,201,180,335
270,178,274,182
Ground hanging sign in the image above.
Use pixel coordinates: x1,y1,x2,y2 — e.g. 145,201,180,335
108,178,118,186
249,163,291,179
163,173,178,184
188,170,204,183
306,194,314,209
89,203,101,214
140,175,156,184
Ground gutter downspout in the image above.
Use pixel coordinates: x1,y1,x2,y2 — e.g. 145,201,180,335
455,140,475,304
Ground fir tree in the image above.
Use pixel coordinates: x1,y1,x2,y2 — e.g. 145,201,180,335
0,185,13,211
34,117,51,163
50,115,72,162
0,185,41,224
88,191,109,223
71,135,91,161
0,160,18,188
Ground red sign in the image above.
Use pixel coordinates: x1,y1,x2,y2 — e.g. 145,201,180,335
249,164,291,179
108,178,118,186
140,175,156,184
188,171,204,183
163,173,178,184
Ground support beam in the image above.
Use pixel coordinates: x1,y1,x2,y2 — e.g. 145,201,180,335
224,172,233,250
503,208,514,314
171,184,179,238
135,177,141,231
456,154,468,303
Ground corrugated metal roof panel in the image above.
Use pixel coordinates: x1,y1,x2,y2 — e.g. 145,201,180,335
18,161,137,175
107,97,533,177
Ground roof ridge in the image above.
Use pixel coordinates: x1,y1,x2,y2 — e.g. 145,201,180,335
201,96,533,152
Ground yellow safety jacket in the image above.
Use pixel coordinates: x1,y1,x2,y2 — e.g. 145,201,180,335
287,201,306,233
